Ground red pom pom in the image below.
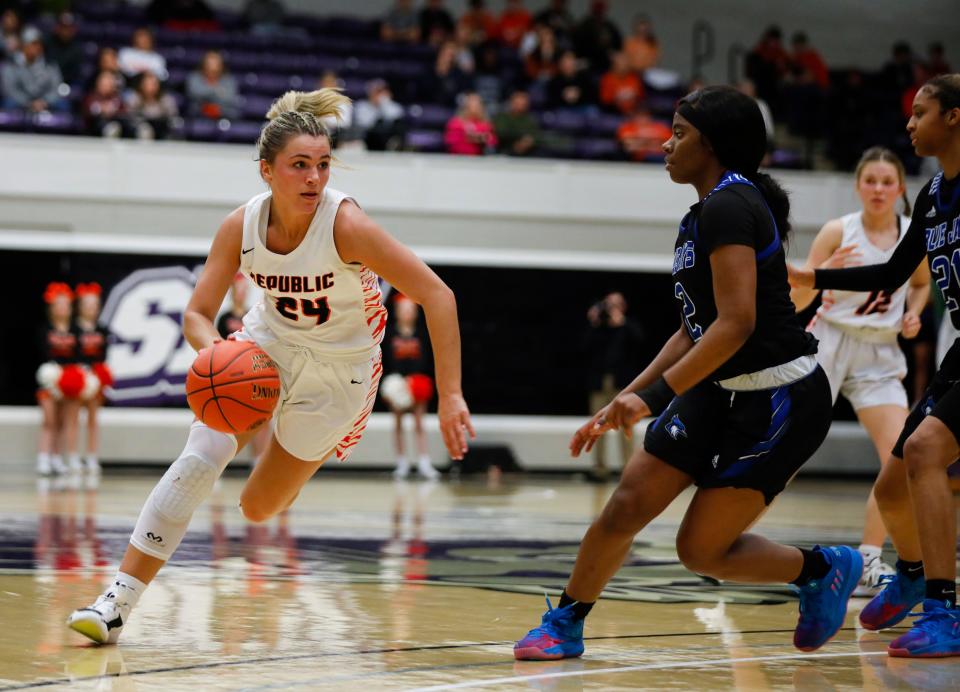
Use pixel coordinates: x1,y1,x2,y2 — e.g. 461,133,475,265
92,362,114,387
59,365,85,399
406,374,434,404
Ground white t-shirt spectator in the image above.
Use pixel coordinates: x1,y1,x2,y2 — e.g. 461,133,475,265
118,46,168,80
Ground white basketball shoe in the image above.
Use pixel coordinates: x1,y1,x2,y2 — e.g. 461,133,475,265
67,583,136,644
854,553,896,597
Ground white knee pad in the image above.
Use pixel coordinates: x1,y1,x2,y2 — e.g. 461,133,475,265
130,422,237,560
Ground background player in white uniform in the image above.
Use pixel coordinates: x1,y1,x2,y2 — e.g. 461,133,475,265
67,89,475,645
790,147,930,596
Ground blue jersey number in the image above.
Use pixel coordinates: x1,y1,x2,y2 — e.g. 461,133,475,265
931,249,960,317
675,282,704,341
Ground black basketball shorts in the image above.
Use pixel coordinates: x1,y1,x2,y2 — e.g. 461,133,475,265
644,366,833,504
892,339,960,459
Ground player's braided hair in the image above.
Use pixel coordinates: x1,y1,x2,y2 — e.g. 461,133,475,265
923,73,960,113
256,89,351,162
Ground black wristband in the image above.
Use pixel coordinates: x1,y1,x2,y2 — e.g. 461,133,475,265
634,376,676,416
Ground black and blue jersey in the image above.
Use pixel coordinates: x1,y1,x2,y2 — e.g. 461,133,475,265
672,172,817,380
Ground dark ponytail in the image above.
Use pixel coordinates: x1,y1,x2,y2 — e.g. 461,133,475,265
677,85,792,244
744,171,792,244
923,73,960,112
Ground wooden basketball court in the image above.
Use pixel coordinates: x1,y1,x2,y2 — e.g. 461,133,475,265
1,469,957,690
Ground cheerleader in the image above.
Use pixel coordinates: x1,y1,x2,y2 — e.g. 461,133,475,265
36,282,80,475
74,283,112,474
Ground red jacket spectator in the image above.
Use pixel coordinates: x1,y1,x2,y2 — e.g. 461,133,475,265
599,51,643,114
444,93,497,155
790,32,828,89
497,0,532,49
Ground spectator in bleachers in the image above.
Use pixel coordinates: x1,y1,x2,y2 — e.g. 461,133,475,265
881,41,915,95
43,11,81,85
458,0,496,47
523,25,559,82
451,24,477,73
547,49,594,110
355,78,406,151
381,0,420,44
89,46,124,91
419,0,455,47
533,0,574,45
493,88,539,156
473,39,507,111
316,69,354,145
242,0,287,36
444,91,497,155
422,40,472,106
616,105,670,162
827,70,870,171
926,41,950,76
82,70,127,137
623,15,659,74
126,72,179,140
790,32,828,90
745,25,789,113
186,50,240,120
599,50,643,115
572,0,621,73
146,0,220,32
1,8,21,59
1,26,67,113
497,0,532,51
118,28,168,82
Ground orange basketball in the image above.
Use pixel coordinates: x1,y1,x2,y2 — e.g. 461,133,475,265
185,340,281,434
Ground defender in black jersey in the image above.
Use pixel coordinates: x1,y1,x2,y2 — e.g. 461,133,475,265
792,74,960,658
515,86,859,662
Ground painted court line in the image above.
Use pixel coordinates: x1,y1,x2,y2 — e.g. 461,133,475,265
410,650,890,691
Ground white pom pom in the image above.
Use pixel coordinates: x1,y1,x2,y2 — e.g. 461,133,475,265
380,373,413,410
81,368,101,400
36,362,62,389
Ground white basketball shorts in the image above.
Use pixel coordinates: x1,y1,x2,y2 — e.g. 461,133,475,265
234,330,382,462
809,319,908,411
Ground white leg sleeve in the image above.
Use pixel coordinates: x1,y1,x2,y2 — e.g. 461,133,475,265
129,422,237,561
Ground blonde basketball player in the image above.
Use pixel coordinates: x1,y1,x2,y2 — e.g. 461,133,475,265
790,147,930,597
67,89,475,645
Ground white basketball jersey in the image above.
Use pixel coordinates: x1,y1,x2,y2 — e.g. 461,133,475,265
817,212,911,332
239,188,387,359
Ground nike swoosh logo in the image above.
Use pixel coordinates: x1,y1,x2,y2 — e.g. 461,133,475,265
241,248,254,254
350,379,363,384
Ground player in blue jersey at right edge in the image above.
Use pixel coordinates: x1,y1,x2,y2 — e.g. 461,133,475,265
514,85,862,661
791,73,960,658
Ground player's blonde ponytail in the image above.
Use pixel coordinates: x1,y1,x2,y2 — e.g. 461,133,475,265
257,88,351,163
265,88,350,122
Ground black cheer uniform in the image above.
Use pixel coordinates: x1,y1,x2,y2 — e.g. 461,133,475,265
76,323,109,366
817,170,960,454
644,172,833,504
39,323,79,365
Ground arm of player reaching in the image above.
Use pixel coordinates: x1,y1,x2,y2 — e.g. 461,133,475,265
570,326,694,456
183,207,245,352
333,201,475,460
789,218,850,312
902,259,932,338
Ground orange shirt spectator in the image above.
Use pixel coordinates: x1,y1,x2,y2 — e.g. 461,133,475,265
623,17,660,72
617,109,670,161
497,0,532,49
458,0,497,46
599,51,643,114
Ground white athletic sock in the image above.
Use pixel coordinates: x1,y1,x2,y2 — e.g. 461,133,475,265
858,544,882,562
112,572,148,607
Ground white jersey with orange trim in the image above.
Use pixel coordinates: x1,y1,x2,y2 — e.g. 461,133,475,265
815,212,911,334
239,187,387,359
